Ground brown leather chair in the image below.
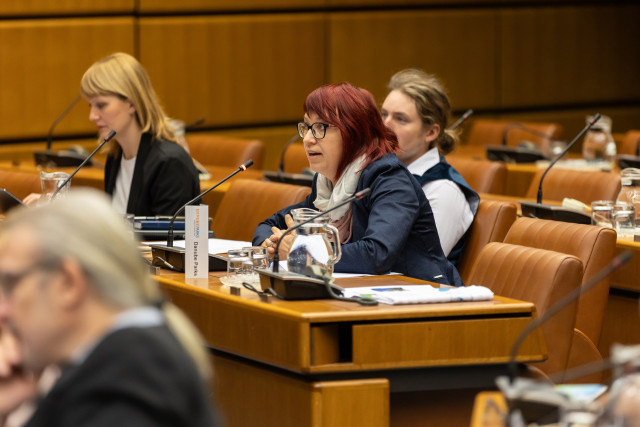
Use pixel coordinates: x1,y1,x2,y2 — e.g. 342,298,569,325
186,133,265,170
283,143,309,174
457,200,517,284
209,179,311,241
618,130,640,156
446,156,507,194
465,119,563,153
525,168,621,205
504,217,617,382
0,168,42,200
467,242,583,378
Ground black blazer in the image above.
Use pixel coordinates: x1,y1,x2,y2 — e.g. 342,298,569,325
105,133,200,216
25,325,221,427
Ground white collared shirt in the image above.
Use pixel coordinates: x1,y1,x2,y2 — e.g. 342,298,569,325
112,156,136,215
407,148,474,256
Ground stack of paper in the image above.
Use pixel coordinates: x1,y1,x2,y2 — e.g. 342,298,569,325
343,285,494,305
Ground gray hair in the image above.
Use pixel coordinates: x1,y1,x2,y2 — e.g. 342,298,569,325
2,189,210,379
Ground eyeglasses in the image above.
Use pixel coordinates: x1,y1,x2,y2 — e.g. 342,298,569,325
297,122,333,140
0,262,57,298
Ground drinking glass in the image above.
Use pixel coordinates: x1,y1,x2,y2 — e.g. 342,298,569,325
591,200,614,228
40,171,70,201
613,202,636,237
243,246,269,269
226,249,253,276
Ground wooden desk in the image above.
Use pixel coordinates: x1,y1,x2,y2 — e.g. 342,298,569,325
155,272,545,427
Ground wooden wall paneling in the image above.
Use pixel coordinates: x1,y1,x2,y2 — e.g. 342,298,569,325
138,0,322,13
499,5,640,108
328,10,499,111
0,0,133,15
139,14,325,129
0,18,135,140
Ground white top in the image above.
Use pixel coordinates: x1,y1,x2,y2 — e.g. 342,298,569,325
112,156,136,215
407,148,474,256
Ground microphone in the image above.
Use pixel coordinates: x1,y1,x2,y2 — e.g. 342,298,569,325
256,188,375,302
51,130,116,198
536,114,600,204
149,160,254,271
278,133,301,176
448,109,473,131
34,95,87,168
508,249,632,381
518,114,601,224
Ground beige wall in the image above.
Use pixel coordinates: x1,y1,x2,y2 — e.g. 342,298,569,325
1,1,639,169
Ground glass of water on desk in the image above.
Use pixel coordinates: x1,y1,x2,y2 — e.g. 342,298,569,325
221,249,257,289
613,202,636,238
591,200,614,228
243,246,268,269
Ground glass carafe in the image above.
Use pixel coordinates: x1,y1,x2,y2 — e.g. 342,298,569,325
288,208,342,280
617,168,640,223
582,114,616,165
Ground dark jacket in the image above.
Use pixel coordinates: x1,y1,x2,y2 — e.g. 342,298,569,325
25,325,221,427
105,133,200,216
253,154,463,286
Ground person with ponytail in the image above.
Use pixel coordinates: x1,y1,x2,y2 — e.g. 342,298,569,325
254,82,462,286
0,189,220,426
381,69,479,265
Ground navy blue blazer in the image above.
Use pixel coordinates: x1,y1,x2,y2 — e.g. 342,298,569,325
253,154,463,286
105,133,200,216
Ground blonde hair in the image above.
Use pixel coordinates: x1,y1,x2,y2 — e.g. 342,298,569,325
81,52,175,151
2,189,210,380
387,69,459,154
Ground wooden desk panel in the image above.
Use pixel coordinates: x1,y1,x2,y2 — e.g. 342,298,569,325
139,0,321,12
0,0,133,15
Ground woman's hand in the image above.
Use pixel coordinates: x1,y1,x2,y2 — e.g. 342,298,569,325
261,214,295,259
22,193,42,206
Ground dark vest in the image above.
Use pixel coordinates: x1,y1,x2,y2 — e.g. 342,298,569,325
413,154,480,266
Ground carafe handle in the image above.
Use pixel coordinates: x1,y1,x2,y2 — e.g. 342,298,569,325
325,224,342,266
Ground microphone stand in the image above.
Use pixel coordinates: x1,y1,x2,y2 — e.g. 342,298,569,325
34,95,88,168
519,114,601,224
51,130,116,199
448,109,473,131
278,133,301,178
149,160,254,272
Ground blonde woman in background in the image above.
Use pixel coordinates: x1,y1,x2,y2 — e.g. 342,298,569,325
81,52,199,216
381,69,479,265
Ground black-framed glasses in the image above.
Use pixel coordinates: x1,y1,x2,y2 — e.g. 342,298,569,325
0,261,58,298
297,122,332,140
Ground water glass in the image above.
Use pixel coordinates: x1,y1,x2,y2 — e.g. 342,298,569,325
40,171,70,201
613,202,636,237
591,200,614,228
226,249,253,276
243,246,268,269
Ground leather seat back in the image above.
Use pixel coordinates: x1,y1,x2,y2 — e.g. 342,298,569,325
465,119,563,153
457,200,517,284
525,168,621,204
468,242,583,376
619,130,640,156
284,143,309,174
504,217,616,345
0,168,42,200
187,134,264,170
446,156,507,194
211,179,311,241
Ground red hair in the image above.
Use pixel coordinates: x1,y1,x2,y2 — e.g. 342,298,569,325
303,83,398,179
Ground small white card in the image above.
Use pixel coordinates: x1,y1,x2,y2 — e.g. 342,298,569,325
185,205,209,278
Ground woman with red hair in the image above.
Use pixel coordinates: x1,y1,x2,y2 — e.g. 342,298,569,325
253,83,462,286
